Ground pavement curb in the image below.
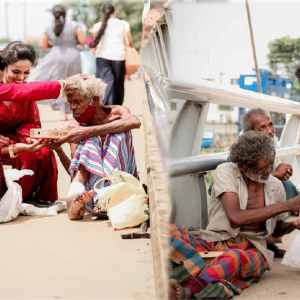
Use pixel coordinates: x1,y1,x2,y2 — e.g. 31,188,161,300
142,89,170,300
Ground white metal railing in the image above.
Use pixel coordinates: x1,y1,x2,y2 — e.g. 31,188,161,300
140,1,300,229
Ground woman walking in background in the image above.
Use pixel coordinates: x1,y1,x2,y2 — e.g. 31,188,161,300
29,4,86,121
92,4,134,106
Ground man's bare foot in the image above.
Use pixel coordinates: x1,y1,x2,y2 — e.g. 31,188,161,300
169,279,191,300
67,190,94,220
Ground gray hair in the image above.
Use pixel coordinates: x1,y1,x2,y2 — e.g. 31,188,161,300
240,108,270,132
62,75,107,105
230,131,275,167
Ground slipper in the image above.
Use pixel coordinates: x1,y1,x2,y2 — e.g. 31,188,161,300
267,243,286,258
23,198,53,208
92,207,108,219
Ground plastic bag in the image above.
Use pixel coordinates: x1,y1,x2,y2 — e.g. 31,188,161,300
94,169,149,229
282,230,300,269
80,46,96,75
0,169,33,223
20,201,66,216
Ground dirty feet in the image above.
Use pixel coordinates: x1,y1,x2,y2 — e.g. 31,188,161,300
169,279,192,300
67,190,94,220
267,243,286,258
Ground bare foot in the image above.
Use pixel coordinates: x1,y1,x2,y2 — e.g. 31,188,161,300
169,279,191,300
67,190,94,220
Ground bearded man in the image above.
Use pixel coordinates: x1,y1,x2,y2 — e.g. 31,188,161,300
170,131,300,300
48,75,139,220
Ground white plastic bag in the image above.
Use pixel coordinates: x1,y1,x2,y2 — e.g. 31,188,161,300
282,230,300,269
20,201,66,216
0,169,33,223
108,194,149,229
94,169,149,229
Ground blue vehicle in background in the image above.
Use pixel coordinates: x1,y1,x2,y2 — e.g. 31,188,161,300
201,130,214,148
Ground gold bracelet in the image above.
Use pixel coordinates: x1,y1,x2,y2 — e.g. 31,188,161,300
8,144,17,158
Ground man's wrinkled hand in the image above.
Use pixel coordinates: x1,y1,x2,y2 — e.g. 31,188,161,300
273,163,293,181
291,219,300,230
288,195,300,213
45,138,63,151
54,126,90,144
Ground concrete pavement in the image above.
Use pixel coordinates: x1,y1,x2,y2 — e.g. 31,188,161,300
0,79,156,299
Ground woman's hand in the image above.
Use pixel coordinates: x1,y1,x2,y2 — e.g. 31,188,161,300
0,135,9,147
14,139,46,153
25,137,39,145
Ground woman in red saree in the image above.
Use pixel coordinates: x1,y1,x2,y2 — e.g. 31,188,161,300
0,41,58,206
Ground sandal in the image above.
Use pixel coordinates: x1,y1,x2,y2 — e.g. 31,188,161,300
267,243,286,258
23,198,53,208
92,206,108,219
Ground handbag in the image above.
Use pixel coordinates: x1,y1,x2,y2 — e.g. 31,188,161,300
93,169,149,229
123,26,141,76
80,45,96,75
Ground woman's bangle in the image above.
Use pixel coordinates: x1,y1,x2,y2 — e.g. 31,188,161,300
8,144,18,158
58,80,67,90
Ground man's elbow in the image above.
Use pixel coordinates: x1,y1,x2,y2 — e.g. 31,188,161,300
228,216,241,229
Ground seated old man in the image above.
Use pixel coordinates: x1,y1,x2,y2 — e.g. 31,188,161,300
51,75,139,220
170,131,300,300
209,108,298,257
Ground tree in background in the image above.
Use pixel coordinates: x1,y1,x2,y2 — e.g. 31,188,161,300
0,38,11,44
268,35,300,98
63,0,143,50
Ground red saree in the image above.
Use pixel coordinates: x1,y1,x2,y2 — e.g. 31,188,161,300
0,156,7,198
0,100,58,202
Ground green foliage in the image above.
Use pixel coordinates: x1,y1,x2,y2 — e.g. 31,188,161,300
204,170,214,198
62,0,143,50
0,37,12,44
27,41,39,65
267,35,300,98
218,105,233,111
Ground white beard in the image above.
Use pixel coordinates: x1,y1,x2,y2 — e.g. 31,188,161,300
244,170,269,183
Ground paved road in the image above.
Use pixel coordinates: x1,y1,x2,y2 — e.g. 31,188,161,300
0,79,155,299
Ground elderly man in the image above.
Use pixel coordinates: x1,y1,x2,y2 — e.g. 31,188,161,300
49,75,139,220
209,108,298,257
170,131,300,300
240,108,300,256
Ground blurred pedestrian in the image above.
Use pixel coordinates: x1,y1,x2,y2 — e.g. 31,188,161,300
29,4,86,121
91,4,135,105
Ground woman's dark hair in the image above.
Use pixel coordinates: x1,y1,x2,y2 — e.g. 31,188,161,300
91,4,115,48
52,4,66,37
0,41,36,71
